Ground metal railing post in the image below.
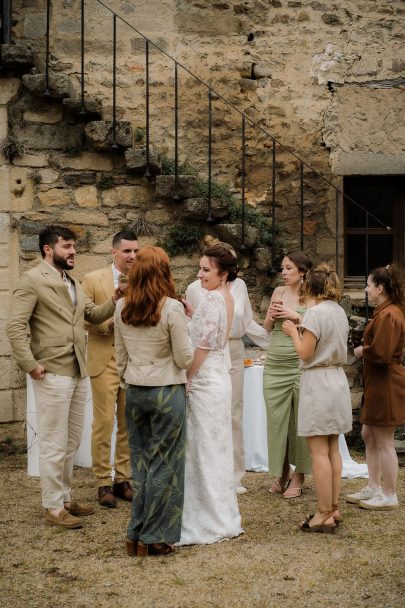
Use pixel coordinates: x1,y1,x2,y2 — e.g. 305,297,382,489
207,88,213,222
2,0,12,44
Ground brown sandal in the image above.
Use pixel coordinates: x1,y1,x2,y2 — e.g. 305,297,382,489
299,511,336,534
305,504,342,527
136,542,176,557
126,539,138,556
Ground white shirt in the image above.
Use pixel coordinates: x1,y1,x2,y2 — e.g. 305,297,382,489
112,263,122,289
186,278,270,349
44,260,77,305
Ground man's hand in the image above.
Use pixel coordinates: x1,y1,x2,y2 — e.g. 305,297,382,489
112,287,123,303
30,365,45,379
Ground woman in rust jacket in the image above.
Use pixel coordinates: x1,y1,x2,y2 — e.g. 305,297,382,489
348,265,405,511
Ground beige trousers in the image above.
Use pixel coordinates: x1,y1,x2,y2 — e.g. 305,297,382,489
229,338,246,488
90,354,130,486
33,373,87,509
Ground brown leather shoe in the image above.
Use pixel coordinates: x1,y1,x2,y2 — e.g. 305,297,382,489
44,508,82,529
64,502,94,517
98,486,117,508
113,481,134,502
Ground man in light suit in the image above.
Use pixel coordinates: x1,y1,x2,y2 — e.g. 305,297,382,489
7,225,121,529
82,230,139,507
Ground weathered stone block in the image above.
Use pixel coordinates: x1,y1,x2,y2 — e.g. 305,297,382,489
252,64,273,79
74,185,98,208
9,167,34,212
58,153,116,172
215,224,260,248
38,188,71,207
391,59,405,73
0,77,22,105
239,79,258,93
0,390,14,422
0,292,10,320
125,147,161,174
155,175,199,199
0,268,10,290
101,185,149,207
179,197,229,221
23,106,64,124
85,121,132,151
0,167,10,212
13,387,26,421
0,321,11,355
0,43,34,69
23,11,47,39
0,213,10,244
20,235,39,252
63,172,96,186
254,247,272,272
22,73,70,99
38,168,59,184
145,208,172,225
92,237,112,254
59,210,109,226
0,244,10,268
62,98,103,120
12,153,48,168
14,121,82,151
0,107,7,140
71,255,109,280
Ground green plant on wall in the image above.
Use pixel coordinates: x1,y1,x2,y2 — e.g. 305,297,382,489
194,179,234,204
160,153,196,176
227,201,282,248
1,136,25,162
160,223,203,257
97,174,114,190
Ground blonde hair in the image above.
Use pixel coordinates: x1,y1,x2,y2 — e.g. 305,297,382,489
202,235,236,257
303,263,341,301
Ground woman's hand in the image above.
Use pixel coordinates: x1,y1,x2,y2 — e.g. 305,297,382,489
282,320,299,337
271,302,300,322
182,299,195,318
353,345,364,358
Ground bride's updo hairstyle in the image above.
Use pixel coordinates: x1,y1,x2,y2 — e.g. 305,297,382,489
304,262,341,302
121,246,176,327
369,264,404,306
204,244,239,283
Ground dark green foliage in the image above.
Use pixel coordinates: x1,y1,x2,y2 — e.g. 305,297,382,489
161,223,203,256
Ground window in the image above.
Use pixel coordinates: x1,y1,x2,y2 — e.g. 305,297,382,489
344,176,405,287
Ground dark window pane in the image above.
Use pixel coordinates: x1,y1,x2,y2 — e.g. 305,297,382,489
345,177,396,229
346,234,393,276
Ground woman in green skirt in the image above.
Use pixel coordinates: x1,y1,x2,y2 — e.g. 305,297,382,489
114,247,193,556
263,251,314,498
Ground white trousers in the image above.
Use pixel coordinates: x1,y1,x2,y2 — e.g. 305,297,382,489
229,338,246,489
32,373,87,509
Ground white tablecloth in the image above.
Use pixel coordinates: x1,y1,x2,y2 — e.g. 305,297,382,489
242,364,368,479
27,367,368,479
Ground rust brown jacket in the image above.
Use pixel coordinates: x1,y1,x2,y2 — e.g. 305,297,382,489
360,299,405,426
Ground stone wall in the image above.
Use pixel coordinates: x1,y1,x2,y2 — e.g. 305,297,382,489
0,0,404,423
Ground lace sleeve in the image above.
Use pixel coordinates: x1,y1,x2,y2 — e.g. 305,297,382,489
193,292,222,350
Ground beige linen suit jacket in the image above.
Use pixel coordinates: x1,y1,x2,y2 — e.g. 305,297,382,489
7,260,115,378
114,297,194,386
82,266,115,378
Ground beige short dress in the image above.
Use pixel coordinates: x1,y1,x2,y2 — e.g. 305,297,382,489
298,301,352,437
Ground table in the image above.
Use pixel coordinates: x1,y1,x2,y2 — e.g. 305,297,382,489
242,364,368,479
27,368,368,479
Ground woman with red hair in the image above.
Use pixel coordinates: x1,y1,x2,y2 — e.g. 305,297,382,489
114,247,193,556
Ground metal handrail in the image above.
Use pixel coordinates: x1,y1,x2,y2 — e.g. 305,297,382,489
38,0,391,287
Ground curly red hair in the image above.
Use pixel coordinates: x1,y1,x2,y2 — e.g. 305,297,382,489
121,246,177,326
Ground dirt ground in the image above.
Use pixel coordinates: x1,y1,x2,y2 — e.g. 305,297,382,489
0,443,404,608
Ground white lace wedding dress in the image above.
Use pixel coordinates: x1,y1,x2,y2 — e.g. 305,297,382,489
179,290,242,545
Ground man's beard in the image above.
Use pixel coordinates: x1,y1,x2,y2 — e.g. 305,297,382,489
53,252,75,270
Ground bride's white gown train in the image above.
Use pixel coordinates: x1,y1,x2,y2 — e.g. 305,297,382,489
179,290,242,545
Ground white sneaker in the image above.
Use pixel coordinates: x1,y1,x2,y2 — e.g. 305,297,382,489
346,486,382,504
237,486,248,495
359,493,399,511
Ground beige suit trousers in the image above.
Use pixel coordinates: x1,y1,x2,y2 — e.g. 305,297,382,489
229,338,246,488
90,354,130,486
33,373,88,509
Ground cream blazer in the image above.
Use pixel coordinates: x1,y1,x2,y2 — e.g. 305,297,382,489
7,260,115,378
114,297,193,386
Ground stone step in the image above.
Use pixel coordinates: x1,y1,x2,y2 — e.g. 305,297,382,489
62,98,103,120
125,147,161,175
84,120,132,151
0,43,35,70
22,73,71,99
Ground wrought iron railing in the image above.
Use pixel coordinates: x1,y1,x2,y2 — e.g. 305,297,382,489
5,0,392,302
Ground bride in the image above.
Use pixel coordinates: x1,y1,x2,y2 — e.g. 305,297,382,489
179,244,243,545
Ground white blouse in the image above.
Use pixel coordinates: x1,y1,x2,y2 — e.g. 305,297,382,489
186,278,270,349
